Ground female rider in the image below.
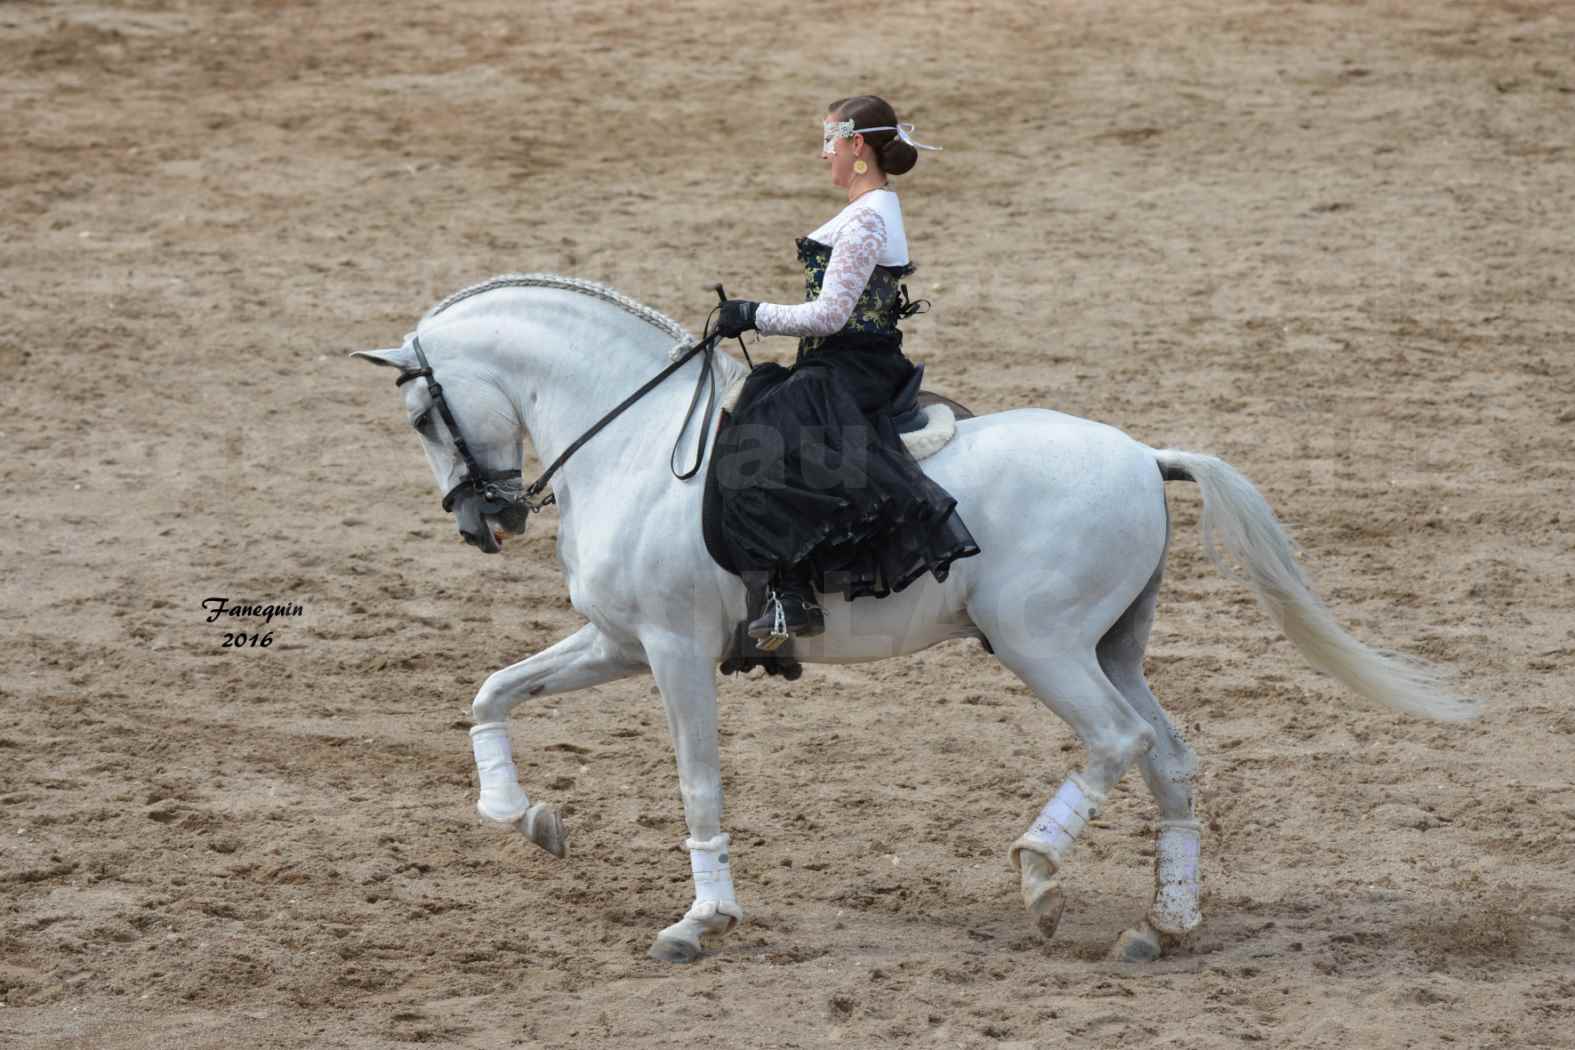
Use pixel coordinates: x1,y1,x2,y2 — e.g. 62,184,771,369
713,94,980,648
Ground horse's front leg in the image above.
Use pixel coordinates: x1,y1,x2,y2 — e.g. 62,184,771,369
469,623,645,855
642,635,741,963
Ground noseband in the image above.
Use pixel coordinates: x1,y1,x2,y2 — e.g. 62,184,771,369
393,329,722,525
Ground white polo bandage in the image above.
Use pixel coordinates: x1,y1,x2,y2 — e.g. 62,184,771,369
470,722,531,823
1010,773,1105,871
687,833,737,907
1149,819,1203,935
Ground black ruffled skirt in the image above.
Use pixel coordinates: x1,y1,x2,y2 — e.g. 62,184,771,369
711,332,981,600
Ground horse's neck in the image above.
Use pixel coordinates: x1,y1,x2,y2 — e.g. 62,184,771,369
463,290,740,506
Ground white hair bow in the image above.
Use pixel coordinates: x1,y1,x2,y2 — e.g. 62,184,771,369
856,122,943,152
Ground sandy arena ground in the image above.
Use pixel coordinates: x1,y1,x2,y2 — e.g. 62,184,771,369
4,1,1574,1047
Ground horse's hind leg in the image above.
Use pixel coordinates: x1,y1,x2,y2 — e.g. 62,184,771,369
985,642,1158,943
1097,554,1203,961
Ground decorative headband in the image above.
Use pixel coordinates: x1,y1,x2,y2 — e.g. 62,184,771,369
822,119,943,155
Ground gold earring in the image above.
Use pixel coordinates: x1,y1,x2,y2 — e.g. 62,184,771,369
853,158,868,175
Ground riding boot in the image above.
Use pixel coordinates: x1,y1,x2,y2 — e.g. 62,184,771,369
747,563,824,651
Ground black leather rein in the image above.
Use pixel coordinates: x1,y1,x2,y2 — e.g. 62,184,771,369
395,329,724,521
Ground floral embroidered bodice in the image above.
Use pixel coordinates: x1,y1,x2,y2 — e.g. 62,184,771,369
755,191,915,352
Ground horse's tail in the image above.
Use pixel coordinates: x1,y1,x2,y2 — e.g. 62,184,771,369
1153,448,1479,722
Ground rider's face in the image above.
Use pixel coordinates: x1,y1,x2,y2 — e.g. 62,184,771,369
823,114,861,189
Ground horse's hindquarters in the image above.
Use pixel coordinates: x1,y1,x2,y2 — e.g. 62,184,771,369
926,410,1170,653
791,410,1170,664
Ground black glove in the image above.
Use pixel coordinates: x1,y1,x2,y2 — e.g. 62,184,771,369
716,299,759,339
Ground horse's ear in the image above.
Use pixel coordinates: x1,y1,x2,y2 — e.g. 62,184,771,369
349,346,415,372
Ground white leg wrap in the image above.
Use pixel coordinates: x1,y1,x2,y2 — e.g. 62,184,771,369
470,722,531,825
687,833,738,909
1148,818,1203,935
1009,773,1105,872
650,833,743,954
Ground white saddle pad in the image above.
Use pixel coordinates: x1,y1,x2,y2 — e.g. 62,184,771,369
718,375,957,461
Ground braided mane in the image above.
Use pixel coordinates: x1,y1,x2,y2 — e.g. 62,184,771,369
423,272,697,348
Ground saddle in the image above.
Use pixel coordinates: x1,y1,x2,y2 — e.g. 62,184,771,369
703,363,973,678
716,362,964,462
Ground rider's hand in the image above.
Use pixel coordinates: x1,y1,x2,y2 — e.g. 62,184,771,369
717,299,759,339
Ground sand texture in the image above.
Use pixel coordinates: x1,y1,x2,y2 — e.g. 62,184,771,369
3,1,1573,1047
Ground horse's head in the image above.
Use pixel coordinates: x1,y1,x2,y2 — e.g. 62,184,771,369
351,338,528,555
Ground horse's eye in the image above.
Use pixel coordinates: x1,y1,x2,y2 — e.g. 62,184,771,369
413,410,432,432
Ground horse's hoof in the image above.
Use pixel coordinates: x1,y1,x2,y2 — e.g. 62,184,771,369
1019,850,1065,941
647,901,740,963
647,934,704,964
520,802,567,858
1028,883,1066,941
1112,921,1164,963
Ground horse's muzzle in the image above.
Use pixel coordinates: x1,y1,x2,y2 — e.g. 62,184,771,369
453,489,530,554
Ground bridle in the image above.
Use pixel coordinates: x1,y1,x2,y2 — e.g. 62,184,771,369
396,337,527,516
393,325,724,527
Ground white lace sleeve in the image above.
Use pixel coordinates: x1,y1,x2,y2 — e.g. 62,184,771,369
755,207,887,338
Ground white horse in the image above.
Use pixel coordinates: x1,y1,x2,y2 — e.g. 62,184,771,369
351,274,1476,964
